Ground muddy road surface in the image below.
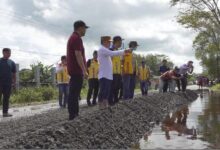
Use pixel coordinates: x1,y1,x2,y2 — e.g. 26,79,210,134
0,90,197,149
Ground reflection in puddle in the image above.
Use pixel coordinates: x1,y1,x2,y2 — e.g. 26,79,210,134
161,106,197,140
140,91,220,149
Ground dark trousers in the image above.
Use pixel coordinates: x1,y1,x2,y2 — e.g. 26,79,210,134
140,81,148,95
68,75,83,119
58,84,68,107
163,80,169,92
87,78,99,105
123,74,136,100
176,79,181,91
130,75,136,98
123,74,132,100
108,74,122,105
0,84,11,114
119,80,123,99
181,76,187,92
98,78,112,102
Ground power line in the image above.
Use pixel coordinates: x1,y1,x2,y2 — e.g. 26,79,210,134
0,9,67,36
0,46,64,57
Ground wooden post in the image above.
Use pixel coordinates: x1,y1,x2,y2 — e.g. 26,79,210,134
15,64,19,90
35,66,40,87
51,67,56,87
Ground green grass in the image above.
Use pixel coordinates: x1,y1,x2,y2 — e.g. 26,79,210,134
1,85,146,107
211,83,220,91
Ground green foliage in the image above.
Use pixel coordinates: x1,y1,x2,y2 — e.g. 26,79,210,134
11,88,42,104
35,86,57,101
30,61,54,83
10,86,58,104
19,69,34,82
171,0,220,79
211,83,220,91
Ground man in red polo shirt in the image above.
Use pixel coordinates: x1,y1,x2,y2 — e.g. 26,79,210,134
67,20,89,120
160,67,180,93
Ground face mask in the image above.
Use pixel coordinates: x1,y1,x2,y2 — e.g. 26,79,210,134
131,47,137,51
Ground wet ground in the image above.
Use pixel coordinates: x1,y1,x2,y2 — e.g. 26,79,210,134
0,90,198,149
0,98,87,122
0,85,199,122
140,89,220,149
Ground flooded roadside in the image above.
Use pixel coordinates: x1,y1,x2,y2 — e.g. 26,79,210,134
140,90,220,149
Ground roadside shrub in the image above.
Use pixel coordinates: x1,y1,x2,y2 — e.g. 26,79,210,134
211,83,220,91
37,86,57,101
8,86,58,105
10,88,42,104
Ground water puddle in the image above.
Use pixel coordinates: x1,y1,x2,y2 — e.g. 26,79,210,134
140,91,220,149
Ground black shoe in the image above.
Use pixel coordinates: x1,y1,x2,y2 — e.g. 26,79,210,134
92,101,97,105
3,113,13,117
69,113,79,121
87,101,92,106
69,116,75,120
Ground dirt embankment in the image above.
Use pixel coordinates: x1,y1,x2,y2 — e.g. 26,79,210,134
0,90,198,149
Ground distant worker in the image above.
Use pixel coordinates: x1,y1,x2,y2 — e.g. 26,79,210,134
0,48,16,117
159,59,170,93
137,60,150,95
56,55,69,108
179,61,194,92
108,36,124,106
86,51,99,106
122,41,139,100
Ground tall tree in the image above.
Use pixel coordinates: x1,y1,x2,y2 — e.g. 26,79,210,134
171,0,220,79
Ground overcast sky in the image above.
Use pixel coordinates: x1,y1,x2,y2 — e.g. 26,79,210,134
0,0,202,73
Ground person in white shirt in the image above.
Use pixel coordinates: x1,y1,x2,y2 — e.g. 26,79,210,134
98,36,130,109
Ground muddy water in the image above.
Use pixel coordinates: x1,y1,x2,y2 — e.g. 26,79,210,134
140,91,220,149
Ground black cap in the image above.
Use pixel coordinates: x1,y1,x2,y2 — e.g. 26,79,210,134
129,41,139,48
74,20,89,30
162,59,167,62
113,36,124,42
174,66,179,71
188,60,193,63
101,36,112,44
2,48,11,52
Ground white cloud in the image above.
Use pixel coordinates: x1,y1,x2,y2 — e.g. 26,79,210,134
0,0,203,73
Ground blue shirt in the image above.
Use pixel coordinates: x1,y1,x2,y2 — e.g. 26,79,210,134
0,58,16,85
159,65,170,74
179,64,191,75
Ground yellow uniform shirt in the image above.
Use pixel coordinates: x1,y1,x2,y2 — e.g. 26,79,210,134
138,66,150,81
56,64,69,84
88,59,99,79
122,52,133,74
112,56,121,74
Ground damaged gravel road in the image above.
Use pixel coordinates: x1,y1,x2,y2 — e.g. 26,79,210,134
0,90,198,149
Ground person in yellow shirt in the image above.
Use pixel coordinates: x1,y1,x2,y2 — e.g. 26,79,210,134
137,60,150,95
122,41,139,100
86,51,99,106
56,56,69,108
108,36,123,105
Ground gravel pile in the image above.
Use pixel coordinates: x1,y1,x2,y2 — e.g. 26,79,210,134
1,90,198,149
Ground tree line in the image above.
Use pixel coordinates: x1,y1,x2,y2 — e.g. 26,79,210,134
170,0,220,80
